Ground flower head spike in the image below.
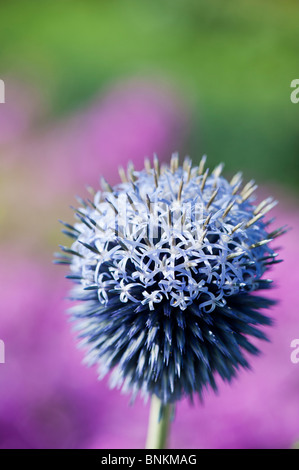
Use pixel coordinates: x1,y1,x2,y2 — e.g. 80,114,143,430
56,154,285,405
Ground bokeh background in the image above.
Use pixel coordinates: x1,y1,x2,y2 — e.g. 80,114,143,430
0,0,299,449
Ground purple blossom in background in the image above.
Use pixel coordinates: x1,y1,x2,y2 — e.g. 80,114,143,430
0,79,43,153
25,78,191,192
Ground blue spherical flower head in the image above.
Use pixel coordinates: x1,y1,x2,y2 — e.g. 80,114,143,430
56,154,285,405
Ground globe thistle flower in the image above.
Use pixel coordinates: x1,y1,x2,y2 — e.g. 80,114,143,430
56,154,285,408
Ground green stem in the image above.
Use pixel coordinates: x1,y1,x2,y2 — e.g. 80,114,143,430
145,395,171,449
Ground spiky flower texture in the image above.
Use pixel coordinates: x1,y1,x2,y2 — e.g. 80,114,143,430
56,154,285,406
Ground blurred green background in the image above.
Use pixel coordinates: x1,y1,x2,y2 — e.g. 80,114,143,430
1,0,298,186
